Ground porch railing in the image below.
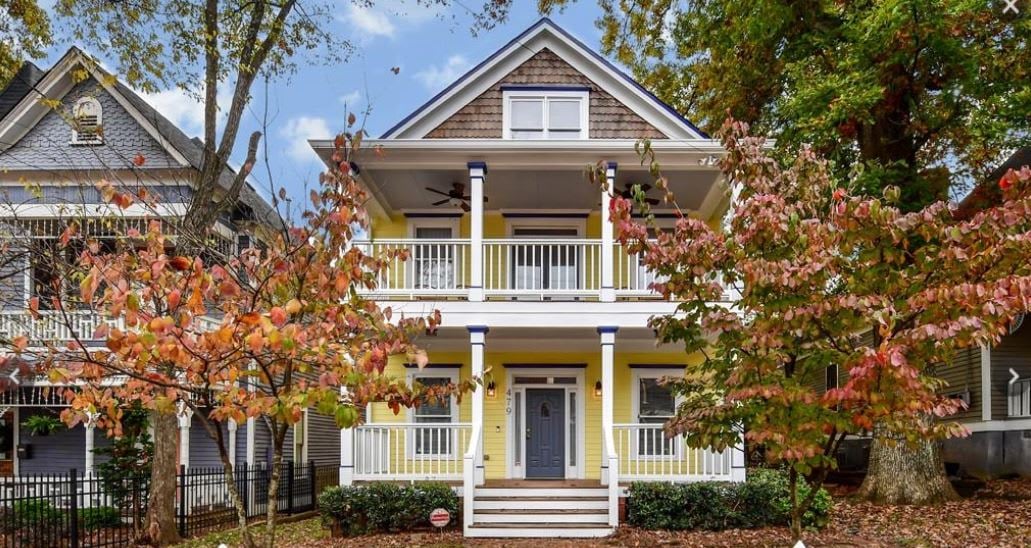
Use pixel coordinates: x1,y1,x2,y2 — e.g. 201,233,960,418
613,423,734,481
613,245,663,296
0,310,123,344
357,239,471,297
353,422,471,481
483,238,602,298
1010,378,1031,418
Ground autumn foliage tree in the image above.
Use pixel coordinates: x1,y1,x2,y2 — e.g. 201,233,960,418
9,129,470,547
598,120,1031,540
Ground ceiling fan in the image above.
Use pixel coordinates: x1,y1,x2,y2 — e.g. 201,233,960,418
615,182,661,205
425,182,487,212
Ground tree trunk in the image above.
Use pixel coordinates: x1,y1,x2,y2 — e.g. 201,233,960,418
858,424,960,504
142,410,182,545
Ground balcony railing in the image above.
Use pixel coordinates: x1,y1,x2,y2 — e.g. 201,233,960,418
356,238,674,300
0,310,123,344
613,423,734,481
353,422,472,481
1010,378,1031,418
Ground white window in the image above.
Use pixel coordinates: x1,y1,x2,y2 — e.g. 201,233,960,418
407,369,458,456
71,97,103,144
632,369,681,457
503,90,588,139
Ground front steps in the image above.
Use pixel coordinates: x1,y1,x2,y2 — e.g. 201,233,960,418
465,482,613,538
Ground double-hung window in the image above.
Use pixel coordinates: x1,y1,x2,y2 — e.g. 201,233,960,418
503,89,588,139
411,373,457,456
634,371,679,457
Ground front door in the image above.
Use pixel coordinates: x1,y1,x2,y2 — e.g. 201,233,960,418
525,389,565,478
0,411,14,477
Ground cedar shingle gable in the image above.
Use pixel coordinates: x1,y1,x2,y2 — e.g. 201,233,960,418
426,49,667,139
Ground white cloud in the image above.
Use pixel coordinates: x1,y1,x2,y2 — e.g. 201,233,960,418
339,90,362,107
345,4,396,38
414,55,470,92
279,116,331,161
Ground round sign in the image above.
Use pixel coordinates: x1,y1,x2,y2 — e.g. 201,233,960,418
429,508,451,528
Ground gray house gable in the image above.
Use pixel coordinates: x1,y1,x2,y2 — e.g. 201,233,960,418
0,76,182,172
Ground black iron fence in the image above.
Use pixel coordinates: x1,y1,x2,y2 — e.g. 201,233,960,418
0,462,339,548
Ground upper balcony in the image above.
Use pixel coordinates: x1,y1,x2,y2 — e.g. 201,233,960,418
313,139,729,303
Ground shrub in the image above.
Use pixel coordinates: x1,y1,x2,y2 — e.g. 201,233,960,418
11,499,65,530
627,469,831,531
78,506,123,530
318,482,459,535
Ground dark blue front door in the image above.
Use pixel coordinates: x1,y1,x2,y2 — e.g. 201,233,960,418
526,389,565,478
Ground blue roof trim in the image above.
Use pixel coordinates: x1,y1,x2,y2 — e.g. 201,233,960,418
380,17,707,139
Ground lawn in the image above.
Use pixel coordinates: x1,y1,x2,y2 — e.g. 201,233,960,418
179,478,1031,547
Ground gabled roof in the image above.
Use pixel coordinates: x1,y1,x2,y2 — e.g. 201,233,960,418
0,47,277,226
381,17,706,140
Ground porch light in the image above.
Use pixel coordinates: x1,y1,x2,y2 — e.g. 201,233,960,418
486,380,497,398
594,380,602,398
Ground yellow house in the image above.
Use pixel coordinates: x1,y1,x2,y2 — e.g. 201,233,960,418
310,18,744,538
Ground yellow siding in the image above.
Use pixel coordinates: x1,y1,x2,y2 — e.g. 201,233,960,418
366,349,702,480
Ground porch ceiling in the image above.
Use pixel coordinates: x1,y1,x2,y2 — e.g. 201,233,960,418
409,325,682,354
358,167,720,214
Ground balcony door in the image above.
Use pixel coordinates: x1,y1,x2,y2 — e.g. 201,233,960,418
413,226,456,290
510,227,580,292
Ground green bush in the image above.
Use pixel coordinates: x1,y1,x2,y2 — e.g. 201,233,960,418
627,469,831,531
78,506,123,530
318,482,459,536
11,499,65,530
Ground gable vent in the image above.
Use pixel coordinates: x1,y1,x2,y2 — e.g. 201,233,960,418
71,97,103,145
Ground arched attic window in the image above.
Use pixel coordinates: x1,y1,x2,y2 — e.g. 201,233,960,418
71,97,103,145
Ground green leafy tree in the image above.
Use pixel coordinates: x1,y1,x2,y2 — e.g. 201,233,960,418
545,0,1031,504
597,121,1031,539
0,0,50,87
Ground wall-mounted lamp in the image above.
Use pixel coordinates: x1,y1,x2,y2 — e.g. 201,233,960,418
594,380,602,398
486,380,497,398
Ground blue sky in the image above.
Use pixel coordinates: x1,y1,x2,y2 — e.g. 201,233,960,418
39,1,611,205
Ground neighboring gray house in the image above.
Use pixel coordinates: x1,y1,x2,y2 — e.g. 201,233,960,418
0,47,340,478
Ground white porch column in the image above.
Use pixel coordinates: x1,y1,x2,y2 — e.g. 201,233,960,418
177,404,193,469
227,419,238,467
981,345,992,422
598,326,617,447
339,386,355,486
84,413,98,476
730,425,747,482
600,162,617,302
468,162,487,302
468,325,487,485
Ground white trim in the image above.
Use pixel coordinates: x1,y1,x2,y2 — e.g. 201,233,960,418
380,21,703,140
962,417,1031,432
981,345,992,422
504,366,586,480
407,217,461,238
630,368,684,459
406,368,460,458
502,90,589,140
0,203,189,218
505,217,586,238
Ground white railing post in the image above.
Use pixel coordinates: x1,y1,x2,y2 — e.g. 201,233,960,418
84,412,98,477
339,387,355,486
468,162,487,302
598,326,619,526
468,325,487,485
600,162,617,302
731,424,747,482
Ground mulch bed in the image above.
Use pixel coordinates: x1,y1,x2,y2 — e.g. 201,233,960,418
251,478,1031,547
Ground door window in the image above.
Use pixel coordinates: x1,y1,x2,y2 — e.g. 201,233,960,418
413,227,455,290
511,227,579,291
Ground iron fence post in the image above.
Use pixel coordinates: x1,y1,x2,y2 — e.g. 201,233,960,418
178,464,187,538
286,460,294,515
69,468,79,548
309,460,316,510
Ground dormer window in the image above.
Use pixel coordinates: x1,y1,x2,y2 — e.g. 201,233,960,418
71,97,103,145
503,88,588,139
